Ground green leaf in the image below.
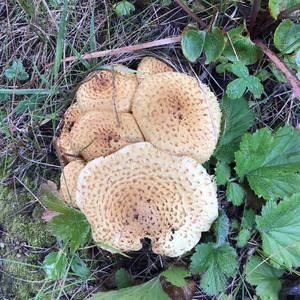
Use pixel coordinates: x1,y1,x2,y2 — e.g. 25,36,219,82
274,19,300,54
223,29,262,65
190,243,237,296
4,60,29,81
226,78,247,99
114,1,135,16
89,276,170,300
235,126,300,200
236,228,251,248
226,182,245,206
161,265,190,287
296,50,300,66
256,193,300,268
15,95,45,115
43,251,68,280
257,69,272,82
247,75,264,98
181,29,206,62
214,96,254,162
115,268,134,289
39,186,91,252
241,209,256,230
215,161,231,185
269,0,300,19
204,27,225,64
213,210,230,247
70,255,90,278
245,256,284,299
231,61,249,78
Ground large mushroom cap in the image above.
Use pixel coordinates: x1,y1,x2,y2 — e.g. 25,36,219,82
77,142,218,257
132,72,221,163
59,159,85,207
76,66,138,113
69,111,144,161
57,103,82,162
137,57,174,81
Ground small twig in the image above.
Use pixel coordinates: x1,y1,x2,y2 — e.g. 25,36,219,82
254,39,300,101
48,36,181,66
248,0,261,36
111,65,120,127
173,0,206,29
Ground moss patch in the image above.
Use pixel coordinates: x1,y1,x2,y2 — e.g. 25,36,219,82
0,186,55,299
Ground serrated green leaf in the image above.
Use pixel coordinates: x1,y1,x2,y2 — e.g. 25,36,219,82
270,64,288,83
204,27,225,64
223,30,262,65
115,268,134,289
256,193,300,268
213,210,229,247
43,251,68,280
4,60,29,81
236,228,251,248
269,0,300,19
235,126,300,200
241,209,256,230
214,96,254,162
257,69,272,82
114,1,135,16
215,62,232,74
247,75,264,98
215,161,231,185
161,265,190,287
71,255,90,278
226,182,245,206
245,256,284,299
181,29,206,62
39,185,91,252
274,19,300,54
190,243,238,296
89,276,170,300
231,61,249,78
226,78,247,99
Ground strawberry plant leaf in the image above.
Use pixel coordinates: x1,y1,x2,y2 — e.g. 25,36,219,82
215,161,231,185
4,60,29,81
274,19,300,54
114,1,135,16
43,251,68,280
204,27,225,64
70,255,90,278
269,0,300,19
241,209,256,230
231,61,249,78
161,265,190,287
213,209,229,247
235,126,300,200
245,256,284,299
226,78,247,99
256,193,300,268
190,243,238,296
247,75,264,98
236,229,251,248
214,96,254,162
89,276,170,300
226,182,245,206
181,28,206,62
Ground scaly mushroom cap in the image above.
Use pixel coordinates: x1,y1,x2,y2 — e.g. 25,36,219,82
69,111,144,161
132,72,221,163
137,57,174,81
59,159,85,207
77,142,218,257
76,66,138,113
57,103,82,162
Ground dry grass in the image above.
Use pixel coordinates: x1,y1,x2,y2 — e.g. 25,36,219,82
0,0,300,299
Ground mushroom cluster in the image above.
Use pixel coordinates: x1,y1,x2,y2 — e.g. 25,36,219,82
57,57,221,257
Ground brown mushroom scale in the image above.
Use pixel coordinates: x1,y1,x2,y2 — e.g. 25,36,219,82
77,142,218,257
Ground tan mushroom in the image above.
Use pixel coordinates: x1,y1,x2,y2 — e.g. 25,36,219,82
59,159,85,208
132,72,221,163
76,142,218,257
137,56,174,81
76,66,138,113
69,111,144,161
57,103,82,162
